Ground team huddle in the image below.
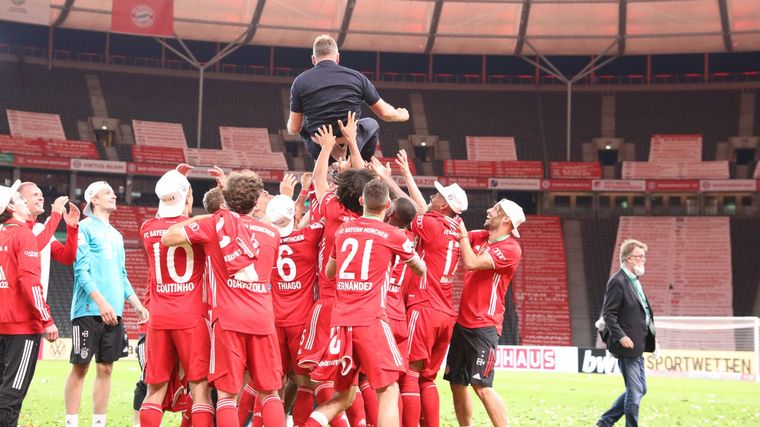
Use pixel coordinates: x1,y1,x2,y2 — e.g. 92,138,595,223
0,34,525,427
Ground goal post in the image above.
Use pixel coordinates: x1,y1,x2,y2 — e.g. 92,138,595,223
650,316,760,382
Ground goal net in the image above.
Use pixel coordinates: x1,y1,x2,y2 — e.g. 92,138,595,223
651,316,760,382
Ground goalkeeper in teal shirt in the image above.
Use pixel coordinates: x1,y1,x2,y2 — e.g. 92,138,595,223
64,181,149,427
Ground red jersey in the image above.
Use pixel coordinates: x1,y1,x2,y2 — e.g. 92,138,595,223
271,221,324,327
184,214,280,335
386,230,415,321
407,212,462,315
457,230,522,335
330,217,416,327
141,216,207,329
317,192,359,298
0,219,54,334
308,190,322,222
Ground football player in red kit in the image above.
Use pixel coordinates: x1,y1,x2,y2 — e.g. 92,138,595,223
301,179,426,427
163,171,285,427
138,167,214,427
0,180,59,426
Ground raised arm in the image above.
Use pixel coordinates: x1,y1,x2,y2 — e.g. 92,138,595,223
50,202,80,265
457,222,494,271
368,157,409,201
369,99,409,123
312,125,337,202
338,111,365,170
34,196,68,250
287,111,303,136
279,173,298,199
161,215,211,247
395,149,427,213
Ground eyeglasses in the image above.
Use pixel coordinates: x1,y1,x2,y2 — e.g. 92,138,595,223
628,254,646,260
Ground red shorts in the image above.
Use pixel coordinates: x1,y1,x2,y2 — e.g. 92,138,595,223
333,319,405,392
407,305,456,380
277,324,308,376
145,316,210,384
297,297,334,371
209,324,283,394
388,317,409,361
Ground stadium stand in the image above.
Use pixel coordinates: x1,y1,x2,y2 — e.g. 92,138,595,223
511,216,572,346
730,219,760,316
0,61,93,139
616,90,740,161
363,88,415,156
99,71,200,145
580,218,619,319
422,90,601,163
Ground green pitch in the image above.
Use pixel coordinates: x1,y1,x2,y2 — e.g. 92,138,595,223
18,360,760,426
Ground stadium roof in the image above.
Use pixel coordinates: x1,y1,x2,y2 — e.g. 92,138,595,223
50,0,760,56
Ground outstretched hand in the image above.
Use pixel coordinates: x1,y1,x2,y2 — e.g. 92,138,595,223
395,149,412,176
337,111,358,142
314,125,337,150
368,157,392,181
280,173,297,198
300,172,313,193
175,163,193,176
208,166,226,188
63,203,80,227
51,196,69,215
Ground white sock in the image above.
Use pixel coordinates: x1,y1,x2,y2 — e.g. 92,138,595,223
309,411,329,427
92,414,106,426
65,414,78,427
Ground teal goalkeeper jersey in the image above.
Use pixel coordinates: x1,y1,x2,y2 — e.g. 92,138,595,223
71,216,135,320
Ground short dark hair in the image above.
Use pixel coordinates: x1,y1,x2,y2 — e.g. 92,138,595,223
362,179,389,212
392,197,416,227
222,171,263,215
203,187,224,214
0,210,12,224
335,168,376,215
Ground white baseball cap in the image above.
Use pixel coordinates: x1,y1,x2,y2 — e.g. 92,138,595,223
433,181,468,214
266,195,296,237
497,199,526,238
0,180,21,216
83,181,113,217
155,169,191,218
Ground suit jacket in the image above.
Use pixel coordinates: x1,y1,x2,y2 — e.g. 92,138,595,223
600,269,656,358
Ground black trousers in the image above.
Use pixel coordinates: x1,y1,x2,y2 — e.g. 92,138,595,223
303,117,380,162
0,334,41,427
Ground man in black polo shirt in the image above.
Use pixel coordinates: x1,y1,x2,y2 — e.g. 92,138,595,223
288,34,410,162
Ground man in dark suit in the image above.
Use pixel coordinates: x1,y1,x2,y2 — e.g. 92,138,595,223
596,239,656,427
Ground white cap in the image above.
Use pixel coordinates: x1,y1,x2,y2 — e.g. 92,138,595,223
0,180,21,215
155,169,191,218
83,181,113,217
434,181,468,214
497,199,526,238
265,195,295,237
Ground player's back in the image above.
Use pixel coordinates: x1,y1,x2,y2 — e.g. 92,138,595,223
183,212,280,335
291,61,376,135
408,212,462,315
331,217,415,327
140,216,207,329
271,221,324,326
